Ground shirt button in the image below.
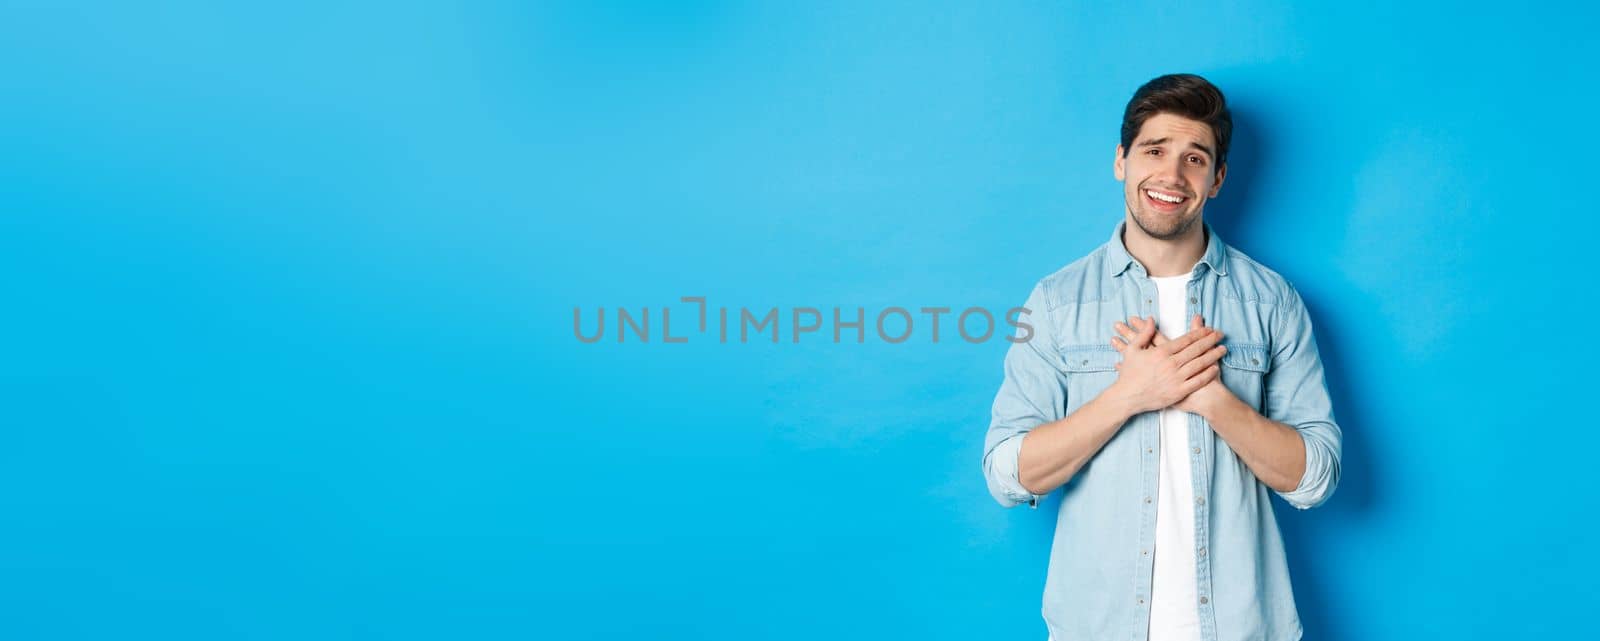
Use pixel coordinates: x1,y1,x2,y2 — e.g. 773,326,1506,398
1146,448,1153,453
1189,297,1197,304
1199,596,1209,604
1145,496,1152,504
1196,497,1205,505
1145,299,1152,305
1142,549,1149,556
1138,597,1145,605
1197,547,1206,556
1081,359,1089,366
1192,447,1201,454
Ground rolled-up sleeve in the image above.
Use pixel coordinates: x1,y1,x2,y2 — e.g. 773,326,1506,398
983,281,1069,509
1264,284,1343,510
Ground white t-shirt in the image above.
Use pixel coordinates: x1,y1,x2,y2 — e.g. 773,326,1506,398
1147,271,1202,641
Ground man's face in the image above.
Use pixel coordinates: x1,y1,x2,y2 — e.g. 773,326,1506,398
1113,112,1227,240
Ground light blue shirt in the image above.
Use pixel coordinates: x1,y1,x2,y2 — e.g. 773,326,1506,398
982,220,1342,641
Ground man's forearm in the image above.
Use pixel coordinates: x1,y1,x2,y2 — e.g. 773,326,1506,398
1016,388,1138,495
1199,395,1307,493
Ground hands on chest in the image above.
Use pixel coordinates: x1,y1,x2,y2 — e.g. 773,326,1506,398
1106,313,1236,418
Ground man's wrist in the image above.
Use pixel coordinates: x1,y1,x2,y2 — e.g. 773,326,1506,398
1098,383,1141,422
1197,391,1247,426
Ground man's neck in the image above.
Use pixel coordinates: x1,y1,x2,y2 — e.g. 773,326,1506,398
1122,214,1207,277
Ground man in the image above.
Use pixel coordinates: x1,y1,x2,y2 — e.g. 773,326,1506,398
981,74,1341,641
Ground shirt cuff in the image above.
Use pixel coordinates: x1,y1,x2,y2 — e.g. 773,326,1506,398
1276,430,1331,510
988,433,1045,509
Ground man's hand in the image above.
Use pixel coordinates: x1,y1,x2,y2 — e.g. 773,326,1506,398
1105,313,1227,416
1113,315,1237,418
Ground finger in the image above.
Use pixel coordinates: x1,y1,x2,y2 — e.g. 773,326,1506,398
1173,328,1224,364
1111,335,1127,352
1166,321,1221,355
1132,316,1161,345
1179,364,1221,396
1132,316,1170,347
1178,344,1226,379
1122,316,1155,350
1190,314,1203,332
1159,324,1208,354
1114,321,1138,345
1121,322,1154,350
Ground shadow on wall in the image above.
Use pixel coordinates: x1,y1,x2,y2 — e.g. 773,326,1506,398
1207,100,1382,641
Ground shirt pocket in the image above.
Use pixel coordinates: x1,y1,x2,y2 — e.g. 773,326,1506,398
1060,344,1120,411
1219,341,1269,410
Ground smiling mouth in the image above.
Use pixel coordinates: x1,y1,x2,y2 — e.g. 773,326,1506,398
1144,188,1189,209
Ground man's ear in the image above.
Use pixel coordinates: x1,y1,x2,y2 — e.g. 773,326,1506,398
1208,162,1227,197
1114,144,1126,181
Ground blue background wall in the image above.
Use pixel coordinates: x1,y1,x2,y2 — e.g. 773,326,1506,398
2,1,1593,639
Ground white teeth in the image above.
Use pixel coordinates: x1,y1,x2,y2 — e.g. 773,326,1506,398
1146,190,1185,204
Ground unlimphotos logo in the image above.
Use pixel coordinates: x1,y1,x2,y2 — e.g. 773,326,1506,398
574,296,1034,344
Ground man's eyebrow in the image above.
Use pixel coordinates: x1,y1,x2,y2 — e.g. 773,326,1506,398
1136,137,1216,160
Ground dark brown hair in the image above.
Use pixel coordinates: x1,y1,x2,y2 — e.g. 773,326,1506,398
1120,74,1232,173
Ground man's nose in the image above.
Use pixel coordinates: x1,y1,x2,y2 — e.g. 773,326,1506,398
1154,156,1187,186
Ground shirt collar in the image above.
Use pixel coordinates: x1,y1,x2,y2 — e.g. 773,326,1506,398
1106,219,1229,278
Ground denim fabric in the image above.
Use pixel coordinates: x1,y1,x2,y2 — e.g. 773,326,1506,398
982,220,1341,641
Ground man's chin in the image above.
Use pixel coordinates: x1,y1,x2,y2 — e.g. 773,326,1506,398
1130,211,1197,240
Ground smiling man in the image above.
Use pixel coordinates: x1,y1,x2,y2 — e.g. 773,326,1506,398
981,74,1342,641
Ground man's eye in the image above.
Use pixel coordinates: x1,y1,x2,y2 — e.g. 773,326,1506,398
1147,149,1161,156
1187,155,1204,165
